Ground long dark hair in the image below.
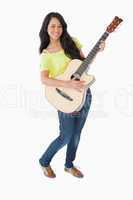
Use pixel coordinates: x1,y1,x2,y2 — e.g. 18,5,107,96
39,12,84,60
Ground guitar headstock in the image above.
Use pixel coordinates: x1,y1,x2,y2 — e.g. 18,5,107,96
106,16,123,33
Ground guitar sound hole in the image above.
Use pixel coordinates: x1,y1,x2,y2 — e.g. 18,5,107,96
71,74,80,81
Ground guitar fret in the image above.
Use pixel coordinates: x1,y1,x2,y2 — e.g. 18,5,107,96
76,31,109,76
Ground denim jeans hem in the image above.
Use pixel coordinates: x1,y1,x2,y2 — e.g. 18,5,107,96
39,159,49,167
64,163,74,168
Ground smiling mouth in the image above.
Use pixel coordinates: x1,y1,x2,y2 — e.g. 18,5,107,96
53,34,60,36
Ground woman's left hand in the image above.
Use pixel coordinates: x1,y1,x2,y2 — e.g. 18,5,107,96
99,41,105,52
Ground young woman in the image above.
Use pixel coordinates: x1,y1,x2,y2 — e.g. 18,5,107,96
39,12,105,178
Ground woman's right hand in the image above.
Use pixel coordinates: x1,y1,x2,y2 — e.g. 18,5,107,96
65,79,86,92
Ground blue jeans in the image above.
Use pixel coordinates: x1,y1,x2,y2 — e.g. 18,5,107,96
39,88,92,168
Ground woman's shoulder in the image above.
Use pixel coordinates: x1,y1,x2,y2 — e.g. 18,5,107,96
41,49,49,54
72,37,83,49
40,49,51,63
40,49,51,58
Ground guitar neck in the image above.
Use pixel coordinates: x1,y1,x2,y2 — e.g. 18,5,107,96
76,31,109,76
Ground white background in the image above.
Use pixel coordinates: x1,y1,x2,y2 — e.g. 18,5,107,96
0,0,133,199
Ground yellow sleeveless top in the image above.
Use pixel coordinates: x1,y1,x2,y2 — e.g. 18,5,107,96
40,38,83,78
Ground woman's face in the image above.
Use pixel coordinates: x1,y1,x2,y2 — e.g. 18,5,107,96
47,17,63,41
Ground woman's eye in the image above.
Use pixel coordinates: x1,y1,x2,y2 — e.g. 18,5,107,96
50,25,62,28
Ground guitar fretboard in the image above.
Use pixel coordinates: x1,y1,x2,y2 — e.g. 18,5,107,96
76,31,109,76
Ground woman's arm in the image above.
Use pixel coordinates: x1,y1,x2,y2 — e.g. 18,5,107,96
41,70,85,92
41,70,67,87
79,49,85,58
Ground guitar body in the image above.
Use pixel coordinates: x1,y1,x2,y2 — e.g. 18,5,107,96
45,59,95,113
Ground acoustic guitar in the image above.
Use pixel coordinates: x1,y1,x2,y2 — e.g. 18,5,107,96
45,16,123,113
